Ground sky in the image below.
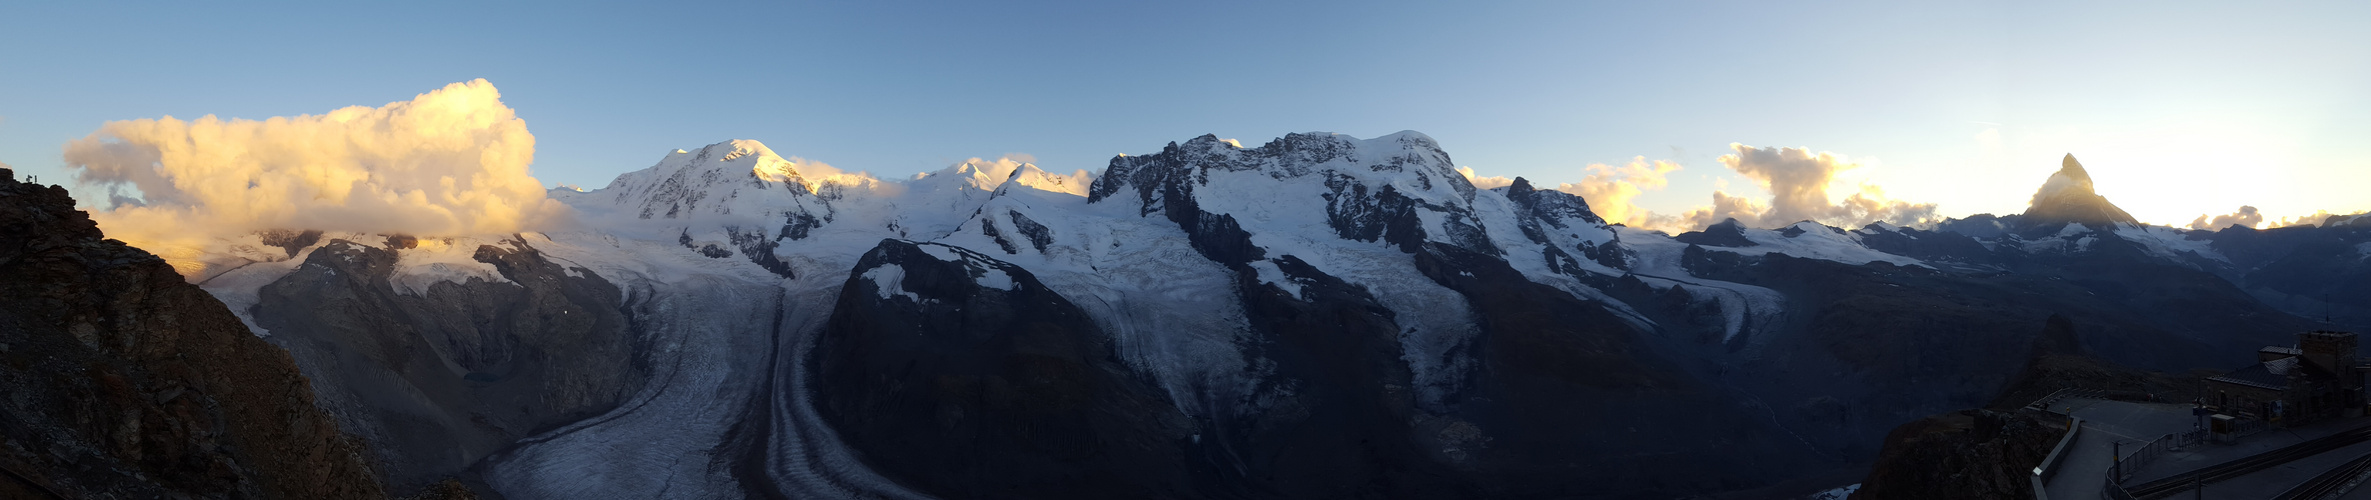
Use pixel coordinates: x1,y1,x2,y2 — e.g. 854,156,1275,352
3,1,2365,231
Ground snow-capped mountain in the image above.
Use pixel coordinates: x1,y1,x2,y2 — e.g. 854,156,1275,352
2021,154,2139,230
164,132,2371,499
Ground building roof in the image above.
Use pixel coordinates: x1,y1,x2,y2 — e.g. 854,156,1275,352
2262,346,2304,357
2211,357,2298,391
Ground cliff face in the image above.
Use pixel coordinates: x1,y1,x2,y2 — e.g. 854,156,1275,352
250,235,645,489
0,168,385,498
1850,409,2065,500
813,240,1196,499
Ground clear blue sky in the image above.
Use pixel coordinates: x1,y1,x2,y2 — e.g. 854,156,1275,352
3,1,2365,225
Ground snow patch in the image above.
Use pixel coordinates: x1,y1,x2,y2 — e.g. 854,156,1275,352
1714,221,1927,268
1248,259,1304,300
861,264,921,302
388,237,515,296
1807,483,1859,500
974,265,1017,291
2108,224,2229,263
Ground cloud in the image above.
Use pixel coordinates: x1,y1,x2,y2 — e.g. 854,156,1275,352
1457,166,1514,189
1675,190,1769,230
2188,205,2264,230
1682,144,1941,230
1549,157,1684,229
2200,209,2371,229
64,79,566,272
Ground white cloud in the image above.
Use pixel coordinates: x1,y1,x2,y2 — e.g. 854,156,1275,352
1550,157,1684,230
64,79,567,272
1457,166,1513,189
1682,143,1941,230
2217,208,2369,229
2188,205,2264,230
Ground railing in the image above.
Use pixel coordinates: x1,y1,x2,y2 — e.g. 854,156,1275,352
2101,430,2206,500
2032,416,2084,500
2029,388,2106,416
2230,418,2271,439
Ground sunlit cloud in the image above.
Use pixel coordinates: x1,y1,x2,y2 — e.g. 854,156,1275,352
64,79,567,272
2244,209,2366,229
1457,166,1514,189
1679,144,1942,230
2188,205,2264,230
1549,157,1684,230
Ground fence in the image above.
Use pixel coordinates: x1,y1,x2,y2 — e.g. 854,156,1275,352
2102,432,2183,500
2030,388,2107,416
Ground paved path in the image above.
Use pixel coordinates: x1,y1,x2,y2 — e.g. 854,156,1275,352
2040,398,2203,499
2044,423,2120,499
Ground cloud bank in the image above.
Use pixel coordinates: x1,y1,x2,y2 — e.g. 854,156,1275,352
65,79,566,267
2269,210,2370,228
1480,144,1941,234
1687,144,1942,230
2188,205,2264,230
2188,207,2370,230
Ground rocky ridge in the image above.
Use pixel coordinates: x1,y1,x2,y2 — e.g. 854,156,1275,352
0,167,386,498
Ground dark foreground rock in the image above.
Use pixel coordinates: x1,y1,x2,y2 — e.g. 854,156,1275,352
1851,408,2067,500
0,167,387,498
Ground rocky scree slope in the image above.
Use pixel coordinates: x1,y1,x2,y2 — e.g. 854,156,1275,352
0,167,385,498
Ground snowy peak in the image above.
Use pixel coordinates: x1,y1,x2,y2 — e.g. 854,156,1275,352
1088,130,1494,255
2022,153,2138,229
1092,131,1465,198
589,139,864,222
996,163,1095,198
1500,177,1606,227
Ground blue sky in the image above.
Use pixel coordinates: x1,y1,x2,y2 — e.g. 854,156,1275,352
3,1,2364,227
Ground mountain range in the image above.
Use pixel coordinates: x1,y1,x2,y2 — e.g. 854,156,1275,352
7,132,2368,498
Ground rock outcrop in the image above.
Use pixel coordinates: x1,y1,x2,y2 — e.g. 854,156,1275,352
250,235,646,489
1850,409,2066,500
814,240,1195,498
0,167,386,498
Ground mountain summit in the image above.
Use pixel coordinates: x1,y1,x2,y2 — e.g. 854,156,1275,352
2021,153,2138,229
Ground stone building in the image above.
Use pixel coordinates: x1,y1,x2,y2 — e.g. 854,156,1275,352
2207,330,2364,424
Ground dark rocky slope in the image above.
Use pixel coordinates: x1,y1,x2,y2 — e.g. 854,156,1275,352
1850,315,2213,500
251,235,647,489
1850,409,2066,500
813,240,1195,499
0,167,385,498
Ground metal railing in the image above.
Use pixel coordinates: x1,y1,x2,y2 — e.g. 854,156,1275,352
2102,430,2208,500
2030,388,2107,416
2229,418,2271,439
